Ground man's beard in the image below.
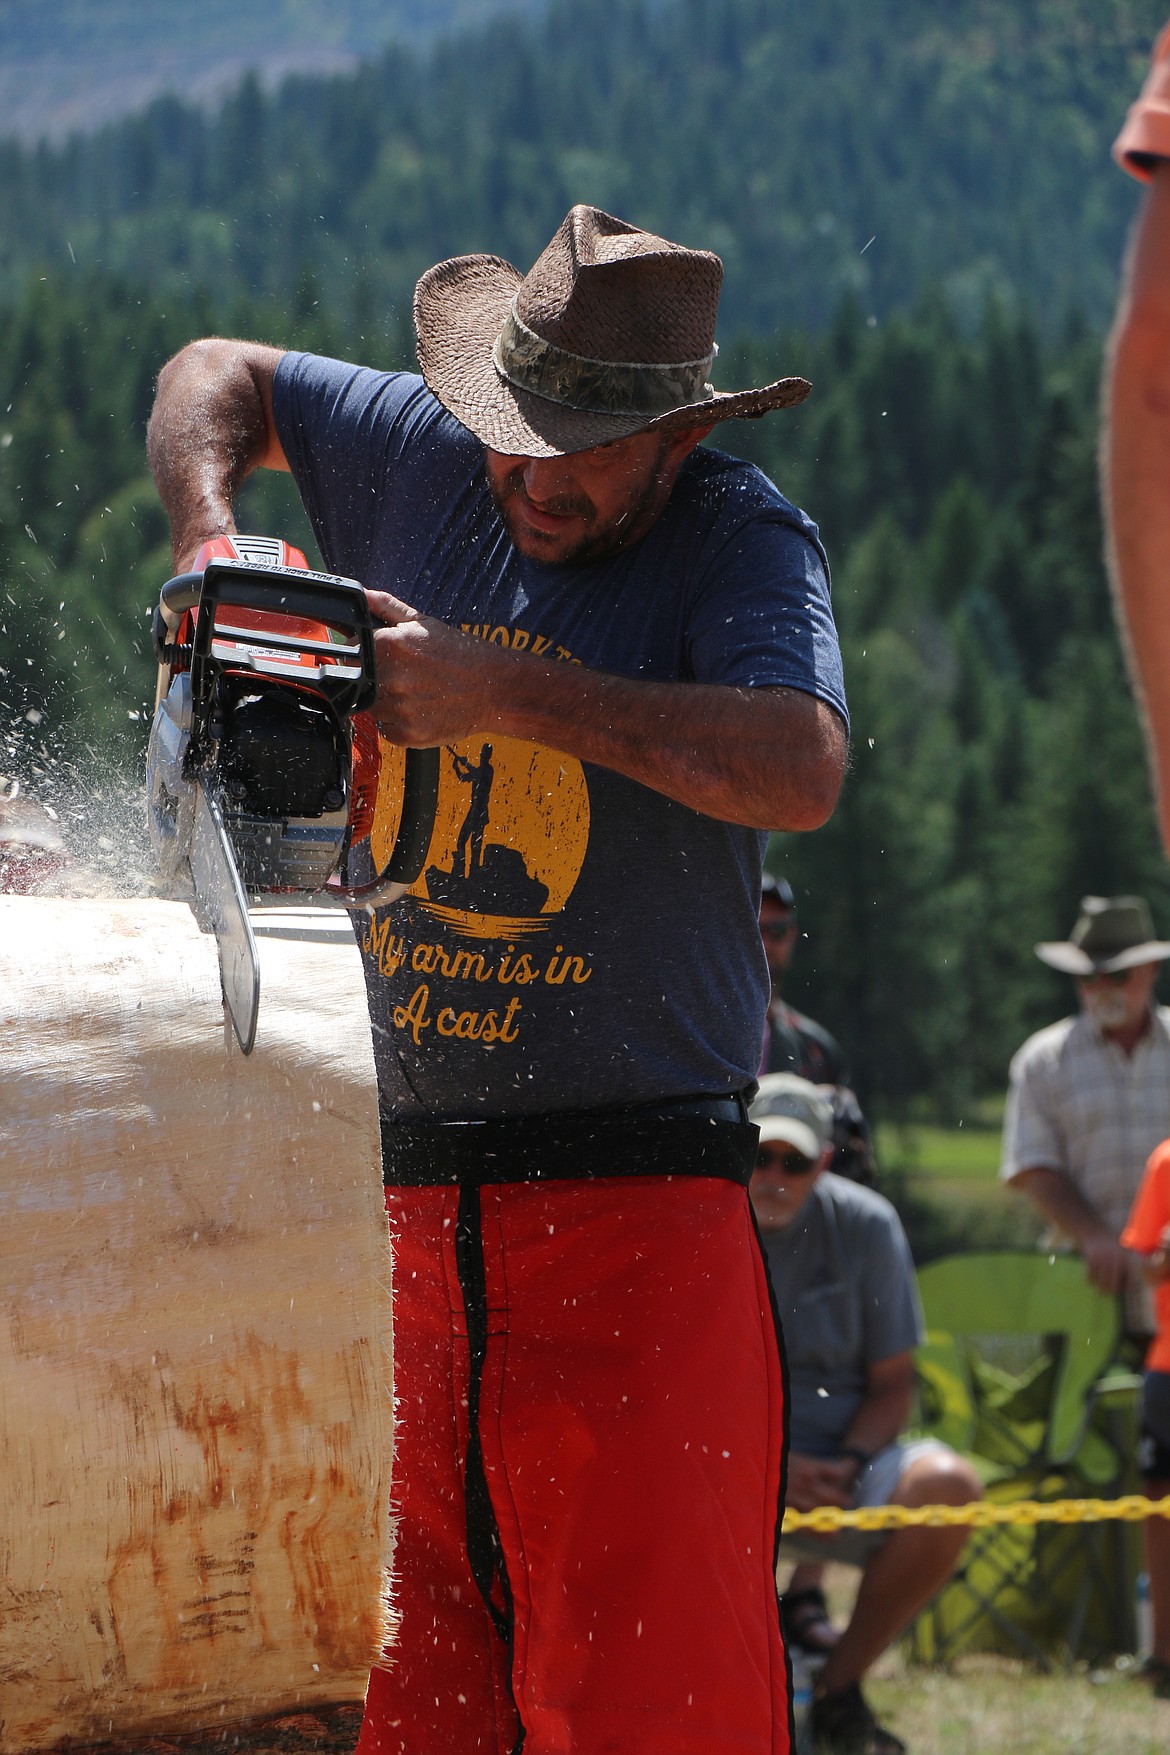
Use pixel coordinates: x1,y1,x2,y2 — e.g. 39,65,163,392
486,441,671,565
1081,986,1135,1032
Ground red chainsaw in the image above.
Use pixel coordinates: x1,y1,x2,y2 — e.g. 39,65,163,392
147,535,437,1052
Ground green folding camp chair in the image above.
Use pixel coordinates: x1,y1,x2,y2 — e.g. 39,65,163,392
907,1250,1139,1668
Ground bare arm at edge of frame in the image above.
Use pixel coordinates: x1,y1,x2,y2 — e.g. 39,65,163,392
147,338,847,832
1103,161,1170,855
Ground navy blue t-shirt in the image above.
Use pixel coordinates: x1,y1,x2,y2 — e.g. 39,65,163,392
273,354,846,1120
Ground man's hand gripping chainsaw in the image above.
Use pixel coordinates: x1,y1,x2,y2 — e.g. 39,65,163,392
146,535,438,1053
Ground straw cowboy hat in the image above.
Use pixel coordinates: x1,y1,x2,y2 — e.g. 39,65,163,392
413,204,811,457
1034,895,1170,976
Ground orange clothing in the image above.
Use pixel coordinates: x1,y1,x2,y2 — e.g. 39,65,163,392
1122,1140,1170,1370
1115,23,1170,179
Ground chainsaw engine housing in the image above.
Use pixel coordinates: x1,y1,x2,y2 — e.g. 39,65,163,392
147,535,441,1055
216,681,350,890
147,539,377,895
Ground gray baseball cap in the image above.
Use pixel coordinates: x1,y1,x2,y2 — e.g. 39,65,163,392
749,1073,833,1162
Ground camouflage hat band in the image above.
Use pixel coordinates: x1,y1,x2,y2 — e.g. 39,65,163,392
492,303,716,418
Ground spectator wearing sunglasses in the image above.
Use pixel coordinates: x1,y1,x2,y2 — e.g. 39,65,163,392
1002,895,1170,1339
751,1074,979,1755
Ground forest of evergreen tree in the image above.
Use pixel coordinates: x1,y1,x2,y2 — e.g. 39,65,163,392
2,0,1168,1123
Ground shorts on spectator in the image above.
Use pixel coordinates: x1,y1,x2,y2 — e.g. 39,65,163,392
1138,1369,1170,1481
779,1438,955,1568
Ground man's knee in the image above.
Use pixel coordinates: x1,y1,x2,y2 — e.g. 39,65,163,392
896,1446,982,1509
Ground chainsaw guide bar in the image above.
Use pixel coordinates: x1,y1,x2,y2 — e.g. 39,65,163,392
190,774,261,1055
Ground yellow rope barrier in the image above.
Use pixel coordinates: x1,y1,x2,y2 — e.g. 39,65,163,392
782,1493,1170,1534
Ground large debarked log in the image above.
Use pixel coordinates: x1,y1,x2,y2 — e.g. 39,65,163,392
0,898,392,1754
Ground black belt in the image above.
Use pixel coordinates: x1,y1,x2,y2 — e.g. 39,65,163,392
381,1093,757,1187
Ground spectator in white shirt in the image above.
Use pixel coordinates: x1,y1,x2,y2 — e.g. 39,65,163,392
1001,895,1170,1336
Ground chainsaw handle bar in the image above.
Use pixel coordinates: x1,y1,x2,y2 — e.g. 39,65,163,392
157,571,202,620
153,567,380,715
152,572,202,665
187,560,378,716
327,744,441,907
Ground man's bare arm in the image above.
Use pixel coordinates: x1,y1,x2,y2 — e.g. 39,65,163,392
507,670,845,830
146,340,847,829
1009,1165,1130,1295
147,338,289,571
368,588,846,829
841,1352,915,1464
1143,1224,1170,1285
1103,162,1170,852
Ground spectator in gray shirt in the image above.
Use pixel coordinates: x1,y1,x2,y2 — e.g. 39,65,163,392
752,1075,980,1755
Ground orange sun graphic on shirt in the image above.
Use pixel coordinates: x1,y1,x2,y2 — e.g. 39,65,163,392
370,734,590,940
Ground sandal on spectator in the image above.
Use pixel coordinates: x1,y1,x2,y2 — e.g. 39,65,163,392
780,1585,840,1656
808,1682,906,1754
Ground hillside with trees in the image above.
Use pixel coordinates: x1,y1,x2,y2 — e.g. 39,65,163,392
1,0,1167,1121
0,0,537,143
0,0,1165,330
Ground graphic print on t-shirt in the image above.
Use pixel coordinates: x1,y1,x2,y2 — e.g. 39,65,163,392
371,732,590,940
366,619,590,943
273,353,842,1105
364,736,593,1053
360,625,596,1056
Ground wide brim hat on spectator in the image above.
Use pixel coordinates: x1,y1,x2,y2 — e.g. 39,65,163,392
413,203,811,458
1034,895,1170,976
749,1073,833,1163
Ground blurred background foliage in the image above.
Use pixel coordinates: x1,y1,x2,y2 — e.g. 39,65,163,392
1,0,1168,1128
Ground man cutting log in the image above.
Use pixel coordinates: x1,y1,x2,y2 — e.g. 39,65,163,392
147,204,848,1755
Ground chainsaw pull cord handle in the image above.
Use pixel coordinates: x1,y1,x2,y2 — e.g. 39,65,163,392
152,574,205,705
158,574,203,622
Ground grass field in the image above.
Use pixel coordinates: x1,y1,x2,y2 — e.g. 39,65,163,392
875,1121,1004,1184
869,1649,1170,1754
799,1565,1170,1754
873,1108,1044,1258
